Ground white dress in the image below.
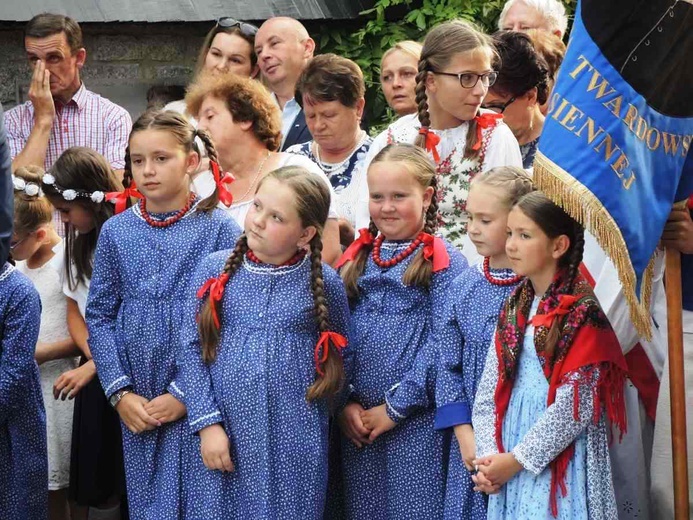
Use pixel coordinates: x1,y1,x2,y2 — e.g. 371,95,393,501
16,245,79,490
354,112,523,239
190,152,340,229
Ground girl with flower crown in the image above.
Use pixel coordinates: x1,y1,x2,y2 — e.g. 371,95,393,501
355,20,522,252
85,110,241,519
337,144,466,519
41,146,126,520
471,191,626,519
177,166,350,519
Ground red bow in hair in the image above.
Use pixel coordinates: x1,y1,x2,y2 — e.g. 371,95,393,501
472,113,503,151
418,127,441,163
210,160,235,207
420,233,450,272
196,273,230,329
106,182,144,214
530,294,578,328
314,331,348,376
335,228,375,269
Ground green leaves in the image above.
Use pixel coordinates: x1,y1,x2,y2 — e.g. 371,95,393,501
320,0,573,129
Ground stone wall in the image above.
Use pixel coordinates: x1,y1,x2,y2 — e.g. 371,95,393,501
0,22,212,118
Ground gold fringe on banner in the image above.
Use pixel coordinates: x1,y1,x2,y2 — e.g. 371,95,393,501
533,151,654,340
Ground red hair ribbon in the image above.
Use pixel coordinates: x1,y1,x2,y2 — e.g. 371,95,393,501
687,194,693,210
420,233,450,272
530,294,578,329
418,127,441,163
210,160,235,207
472,112,503,151
335,228,375,269
106,182,144,214
196,273,230,329
314,331,348,376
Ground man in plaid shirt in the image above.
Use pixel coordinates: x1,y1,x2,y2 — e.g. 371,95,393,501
6,13,131,178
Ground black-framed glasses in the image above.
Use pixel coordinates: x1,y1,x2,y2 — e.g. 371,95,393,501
431,70,498,89
481,96,517,114
216,18,258,37
10,234,29,250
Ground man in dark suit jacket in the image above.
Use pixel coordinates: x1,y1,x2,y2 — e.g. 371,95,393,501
255,17,315,151
0,104,13,265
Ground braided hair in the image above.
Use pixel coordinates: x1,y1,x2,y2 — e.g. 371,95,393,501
514,191,585,357
340,144,441,296
197,166,345,401
470,166,535,210
413,20,496,162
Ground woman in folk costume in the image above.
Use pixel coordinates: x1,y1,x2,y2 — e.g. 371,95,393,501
354,20,522,249
85,110,241,519
472,191,627,519
336,144,467,519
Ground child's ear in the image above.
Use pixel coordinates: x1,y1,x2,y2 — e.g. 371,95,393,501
298,225,317,249
551,234,571,260
422,186,435,209
186,150,200,174
35,227,47,242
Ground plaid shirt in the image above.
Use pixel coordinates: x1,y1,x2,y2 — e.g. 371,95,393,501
5,83,132,170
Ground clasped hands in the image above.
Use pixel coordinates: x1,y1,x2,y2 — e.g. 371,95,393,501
338,402,397,448
471,452,523,494
115,392,187,434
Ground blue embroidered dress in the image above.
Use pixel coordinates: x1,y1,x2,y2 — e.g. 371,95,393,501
178,251,351,520
0,263,47,519
341,239,466,520
86,201,241,520
472,298,618,520
434,262,521,520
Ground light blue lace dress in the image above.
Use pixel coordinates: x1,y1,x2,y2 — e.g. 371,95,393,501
473,298,618,520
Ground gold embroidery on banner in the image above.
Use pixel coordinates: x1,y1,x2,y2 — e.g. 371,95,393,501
533,150,654,340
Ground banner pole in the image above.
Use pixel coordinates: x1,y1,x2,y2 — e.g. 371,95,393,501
664,245,690,520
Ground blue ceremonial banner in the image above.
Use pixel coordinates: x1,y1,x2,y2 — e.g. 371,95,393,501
534,0,693,337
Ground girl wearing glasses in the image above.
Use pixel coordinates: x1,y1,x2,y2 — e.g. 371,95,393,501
482,31,549,170
356,20,522,256
164,18,259,119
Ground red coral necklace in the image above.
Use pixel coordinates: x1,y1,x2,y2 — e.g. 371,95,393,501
372,232,424,268
139,193,196,228
483,257,523,286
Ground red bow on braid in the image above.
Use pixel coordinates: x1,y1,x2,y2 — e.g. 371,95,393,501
106,182,144,214
529,295,578,328
418,127,441,163
420,233,450,272
210,160,235,207
472,112,503,151
314,331,348,376
196,273,230,329
335,228,375,269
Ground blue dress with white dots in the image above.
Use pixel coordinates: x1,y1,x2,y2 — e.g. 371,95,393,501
341,239,466,520
178,250,351,520
434,262,521,520
0,263,47,519
86,201,241,520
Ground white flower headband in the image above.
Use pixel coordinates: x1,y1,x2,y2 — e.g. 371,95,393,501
40,173,106,203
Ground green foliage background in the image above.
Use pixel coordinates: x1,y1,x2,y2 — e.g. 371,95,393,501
317,0,574,132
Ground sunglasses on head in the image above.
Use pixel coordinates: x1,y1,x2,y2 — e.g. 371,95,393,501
216,17,258,37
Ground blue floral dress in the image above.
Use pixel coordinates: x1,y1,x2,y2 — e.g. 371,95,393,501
341,239,466,520
473,298,618,520
86,201,241,520
177,251,351,520
434,262,521,520
0,263,47,519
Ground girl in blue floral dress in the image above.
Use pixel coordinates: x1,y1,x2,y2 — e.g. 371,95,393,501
433,166,533,520
86,110,241,519
472,192,626,520
178,167,350,519
337,144,466,519
0,262,46,519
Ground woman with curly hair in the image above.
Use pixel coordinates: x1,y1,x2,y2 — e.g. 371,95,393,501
186,72,341,264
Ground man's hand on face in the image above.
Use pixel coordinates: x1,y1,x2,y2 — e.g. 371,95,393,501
29,59,56,126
